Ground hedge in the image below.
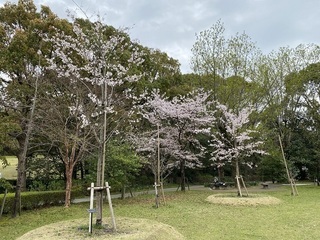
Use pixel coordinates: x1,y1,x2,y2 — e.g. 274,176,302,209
0,190,78,214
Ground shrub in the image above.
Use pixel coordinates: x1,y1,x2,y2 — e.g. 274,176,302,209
0,190,78,214
195,173,214,185
0,178,13,194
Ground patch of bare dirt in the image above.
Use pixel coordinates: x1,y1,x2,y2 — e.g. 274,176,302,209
206,194,282,206
16,217,185,240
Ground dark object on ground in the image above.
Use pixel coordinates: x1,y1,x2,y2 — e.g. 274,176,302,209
261,182,268,189
209,181,227,190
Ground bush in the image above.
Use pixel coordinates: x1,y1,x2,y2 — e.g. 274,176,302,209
0,190,78,214
195,173,214,185
27,179,66,191
0,178,13,194
28,180,47,191
245,181,258,186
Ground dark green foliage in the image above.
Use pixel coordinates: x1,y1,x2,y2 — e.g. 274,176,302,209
82,140,145,192
194,173,213,185
0,116,20,156
106,140,144,191
258,155,287,183
0,178,13,194
26,155,65,188
27,179,66,191
0,190,71,214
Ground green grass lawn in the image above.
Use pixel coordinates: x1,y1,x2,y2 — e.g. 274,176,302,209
0,156,17,180
1,185,319,239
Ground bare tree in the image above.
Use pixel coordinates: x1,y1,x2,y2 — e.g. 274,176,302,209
35,73,95,207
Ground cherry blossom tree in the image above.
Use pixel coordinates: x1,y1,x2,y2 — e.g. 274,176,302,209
43,19,144,223
130,130,164,182
130,128,180,185
209,104,267,196
138,90,214,191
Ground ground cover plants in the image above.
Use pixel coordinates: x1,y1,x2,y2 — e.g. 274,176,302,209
0,184,319,239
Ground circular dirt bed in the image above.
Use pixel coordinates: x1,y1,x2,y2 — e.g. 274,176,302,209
206,194,282,206
16,217,185,240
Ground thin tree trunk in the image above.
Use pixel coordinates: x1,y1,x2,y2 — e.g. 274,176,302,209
96,147,103,225
80,160,85,179
0,189,8,219
121,184,125,200
218,165,224,181
96,123,106,225
12,116,34,217
235,159,242,197
96,129,107,225
12,59,39,217
17,138,27,191
12,138,27,217
65,164,73,207
96,80,108,226
180,159,186,191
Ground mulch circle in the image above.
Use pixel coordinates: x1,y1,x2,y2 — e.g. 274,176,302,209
206,193,282,206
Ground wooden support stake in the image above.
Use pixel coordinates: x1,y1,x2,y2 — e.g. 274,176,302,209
105,182,116,231
278,135,298,196
240,175,249,197
160,182,166,206
87,182,117,233
291,178,299,196
235,175,242,197
88,182,95,234
154,182,159,208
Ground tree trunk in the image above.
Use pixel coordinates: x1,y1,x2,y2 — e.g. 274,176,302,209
0,189,8,219
17,144,27,191
235,159,242,197
121,184,125,200
96,82,108,226
12,135,28,217
12,70,39,217
96,153,103,224
218,165,224,181
80,160,85,179
235,159,240,176
65,163,73,208
180,159,186,191
95,139,105,225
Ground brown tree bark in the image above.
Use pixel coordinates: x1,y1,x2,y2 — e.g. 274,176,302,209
180,159,186,191
64,163,73,208
12,103,37,217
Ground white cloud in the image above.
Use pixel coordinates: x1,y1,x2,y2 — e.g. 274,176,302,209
1,0,320,73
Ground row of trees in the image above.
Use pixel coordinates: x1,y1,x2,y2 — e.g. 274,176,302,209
190,20,320,184
0,0,180,222
1,0,320,220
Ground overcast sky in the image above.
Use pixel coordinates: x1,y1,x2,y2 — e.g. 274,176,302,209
1,0,320,73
